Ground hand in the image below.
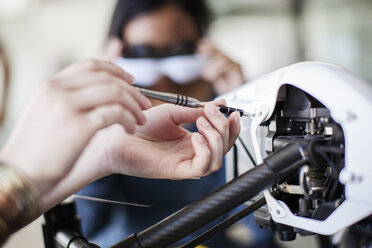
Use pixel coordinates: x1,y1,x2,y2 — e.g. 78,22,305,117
110,100,240,179
197,39,245,95
39,99,240,211
84,99,240,179
0,59,151,202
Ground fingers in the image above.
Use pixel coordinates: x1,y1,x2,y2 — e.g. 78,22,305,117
189,133,211,177
209,98,226,107
161,99,226,126
51,59,152,134
214,101,241,151
194,100,240,176
198,39,234,83
69,82,148,125
89,104,137,134
196,39,218,55
67,74,151,110
55,59,134,85
204,103,229,153
202,55,228,82
165,104,205,125
173,133,211,179
196,116,223,175
132,87,153,111
197,40,245,95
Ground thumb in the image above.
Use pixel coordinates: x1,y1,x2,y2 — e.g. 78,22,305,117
162,104,205,125
166,99,227,125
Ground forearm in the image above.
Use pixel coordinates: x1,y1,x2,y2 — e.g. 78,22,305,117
40,128,116,212
0,133,109,245
40,154,109,213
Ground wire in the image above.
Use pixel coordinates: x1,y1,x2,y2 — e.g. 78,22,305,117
72,195,152,208
233,144,238,178
237,136,257,166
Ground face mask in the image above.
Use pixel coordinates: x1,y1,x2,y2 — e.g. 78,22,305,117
114,54,208,87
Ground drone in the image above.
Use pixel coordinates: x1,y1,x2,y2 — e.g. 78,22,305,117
42,62,372,248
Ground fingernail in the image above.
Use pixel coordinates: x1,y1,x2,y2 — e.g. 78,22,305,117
206,104,220,116
198,117,211,128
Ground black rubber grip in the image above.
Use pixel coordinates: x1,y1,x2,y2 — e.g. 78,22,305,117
219,105,244,116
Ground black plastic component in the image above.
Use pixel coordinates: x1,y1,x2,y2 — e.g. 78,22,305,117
311,200,339,221
43,202,100,248
112,142,309,248
253,197,298,241
278,228,297,241
341,214,372,248
218,105,244,117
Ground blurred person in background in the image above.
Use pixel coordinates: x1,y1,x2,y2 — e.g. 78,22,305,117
75,1,275,248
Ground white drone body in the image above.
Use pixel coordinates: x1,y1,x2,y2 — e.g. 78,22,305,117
220,62,372,236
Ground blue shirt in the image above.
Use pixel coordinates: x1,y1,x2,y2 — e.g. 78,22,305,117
75,168,235,247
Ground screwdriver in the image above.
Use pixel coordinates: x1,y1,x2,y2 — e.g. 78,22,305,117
136,87,250,117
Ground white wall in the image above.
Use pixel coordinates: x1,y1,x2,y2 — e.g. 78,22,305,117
0,0,116,146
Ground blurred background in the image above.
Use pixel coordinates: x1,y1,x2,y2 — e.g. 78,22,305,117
0,0,371,247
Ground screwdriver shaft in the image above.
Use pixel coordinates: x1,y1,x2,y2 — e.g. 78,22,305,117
136,87,249,117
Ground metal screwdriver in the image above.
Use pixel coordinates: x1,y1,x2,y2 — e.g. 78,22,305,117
136,87,250,117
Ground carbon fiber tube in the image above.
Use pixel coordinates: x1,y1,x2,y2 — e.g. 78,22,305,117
112,142,308,248
180,196,268,248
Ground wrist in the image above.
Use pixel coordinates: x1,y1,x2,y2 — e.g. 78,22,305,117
0,144,59,197
0,161,41,244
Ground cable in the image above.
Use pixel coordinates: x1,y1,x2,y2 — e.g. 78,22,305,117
237,136,256,166
233,144,239,178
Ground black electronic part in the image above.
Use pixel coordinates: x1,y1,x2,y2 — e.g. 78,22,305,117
43,202,100,248
254,84,346,241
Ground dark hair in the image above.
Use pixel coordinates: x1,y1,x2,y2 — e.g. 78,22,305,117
108,0,210,40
